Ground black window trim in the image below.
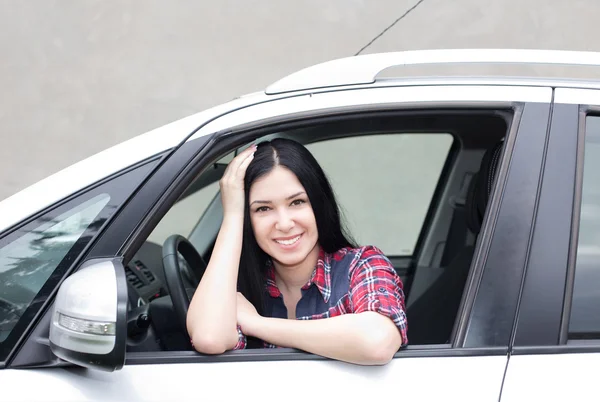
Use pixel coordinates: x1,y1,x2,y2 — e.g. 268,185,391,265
125,346,510,366
510,344,600,356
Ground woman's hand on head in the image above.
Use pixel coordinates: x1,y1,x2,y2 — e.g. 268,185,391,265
237,292,261,335
219,144,256,217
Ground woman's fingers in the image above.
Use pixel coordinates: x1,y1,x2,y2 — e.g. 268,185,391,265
219,144,257,216
236,149,255,178
222,145,256,182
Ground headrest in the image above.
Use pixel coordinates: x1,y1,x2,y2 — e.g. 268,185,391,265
465,139,505,234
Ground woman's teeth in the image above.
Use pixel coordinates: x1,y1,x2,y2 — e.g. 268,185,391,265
275,235,301,246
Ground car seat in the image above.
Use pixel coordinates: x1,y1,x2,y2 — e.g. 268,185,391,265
405,139,505,344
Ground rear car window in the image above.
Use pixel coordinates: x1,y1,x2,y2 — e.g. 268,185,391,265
307,133,453,256
569,115,600,338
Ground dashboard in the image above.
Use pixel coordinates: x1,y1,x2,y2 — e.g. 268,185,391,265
125,241,168,308
124,240,197,351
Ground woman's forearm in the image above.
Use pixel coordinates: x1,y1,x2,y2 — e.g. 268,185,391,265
187,214,244,353
245,312,403,365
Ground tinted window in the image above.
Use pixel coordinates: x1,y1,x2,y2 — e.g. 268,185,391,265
147,152,234,247
0,194,110,343
306,133,453,256
570,115,600,337
148,182,220,247
0,160,157,362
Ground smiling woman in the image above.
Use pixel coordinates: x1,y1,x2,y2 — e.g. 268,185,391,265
186,139,407,365
248,168,320,282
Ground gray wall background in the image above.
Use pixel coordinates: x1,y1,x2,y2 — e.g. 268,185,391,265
2,0,600,201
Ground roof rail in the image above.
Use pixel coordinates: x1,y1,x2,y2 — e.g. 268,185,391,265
266,49,600,94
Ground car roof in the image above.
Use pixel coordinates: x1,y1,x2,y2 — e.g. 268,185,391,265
266,48,600,94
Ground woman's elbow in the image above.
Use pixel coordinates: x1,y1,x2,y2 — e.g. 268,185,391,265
362,323,402,365
188,321,238,354
190,333,229,355
187,321,228,354
366,341,398,365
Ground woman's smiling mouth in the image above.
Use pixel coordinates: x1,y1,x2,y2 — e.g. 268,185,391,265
274,234,302,246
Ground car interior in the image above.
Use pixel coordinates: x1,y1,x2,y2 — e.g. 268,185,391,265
122,110,510,354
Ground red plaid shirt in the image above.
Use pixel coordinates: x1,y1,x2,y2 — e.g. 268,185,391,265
233,245,408,349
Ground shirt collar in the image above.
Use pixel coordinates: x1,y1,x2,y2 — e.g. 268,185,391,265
265,247,332,303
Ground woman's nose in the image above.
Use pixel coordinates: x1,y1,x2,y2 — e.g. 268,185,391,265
275,209,295,232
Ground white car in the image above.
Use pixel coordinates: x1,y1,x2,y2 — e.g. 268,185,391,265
2,49,600,401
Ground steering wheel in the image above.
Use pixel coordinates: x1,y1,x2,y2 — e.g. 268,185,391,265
162,235,207,332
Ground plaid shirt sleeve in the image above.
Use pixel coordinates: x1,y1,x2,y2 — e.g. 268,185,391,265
233,325,247,350
348,246,408,346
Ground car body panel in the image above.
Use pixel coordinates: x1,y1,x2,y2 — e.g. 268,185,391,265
554,87,600,105
500,352,600,401
265,49,600,94
3,355,507,402
188,85,552,142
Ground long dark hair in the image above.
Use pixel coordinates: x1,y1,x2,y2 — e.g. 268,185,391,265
237,138,355,315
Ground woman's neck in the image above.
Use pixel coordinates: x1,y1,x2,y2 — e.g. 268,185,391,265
273,244,320,294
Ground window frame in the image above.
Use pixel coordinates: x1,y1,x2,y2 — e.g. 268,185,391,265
112,102,542,367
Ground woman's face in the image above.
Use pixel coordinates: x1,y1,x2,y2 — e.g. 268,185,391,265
248,166,319,268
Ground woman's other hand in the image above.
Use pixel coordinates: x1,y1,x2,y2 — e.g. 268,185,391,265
219,145,256,217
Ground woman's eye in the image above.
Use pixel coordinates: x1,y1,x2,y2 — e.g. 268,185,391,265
255,206,270,213
291,199,306,206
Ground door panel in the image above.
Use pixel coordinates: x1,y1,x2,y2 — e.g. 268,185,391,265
501,353,600,401
2,355,508,402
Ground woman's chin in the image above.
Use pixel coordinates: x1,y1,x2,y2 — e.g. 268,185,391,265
271,253,305,268
269,244,318,268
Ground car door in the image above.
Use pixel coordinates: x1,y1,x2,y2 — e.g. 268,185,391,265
1,84,551,402
501,88,600,401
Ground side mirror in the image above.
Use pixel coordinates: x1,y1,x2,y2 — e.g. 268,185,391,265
49,258,128,372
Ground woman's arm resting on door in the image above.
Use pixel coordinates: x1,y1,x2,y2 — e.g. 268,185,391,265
243,310,403,365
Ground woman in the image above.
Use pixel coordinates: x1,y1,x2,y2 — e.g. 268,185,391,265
186,138,407,365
